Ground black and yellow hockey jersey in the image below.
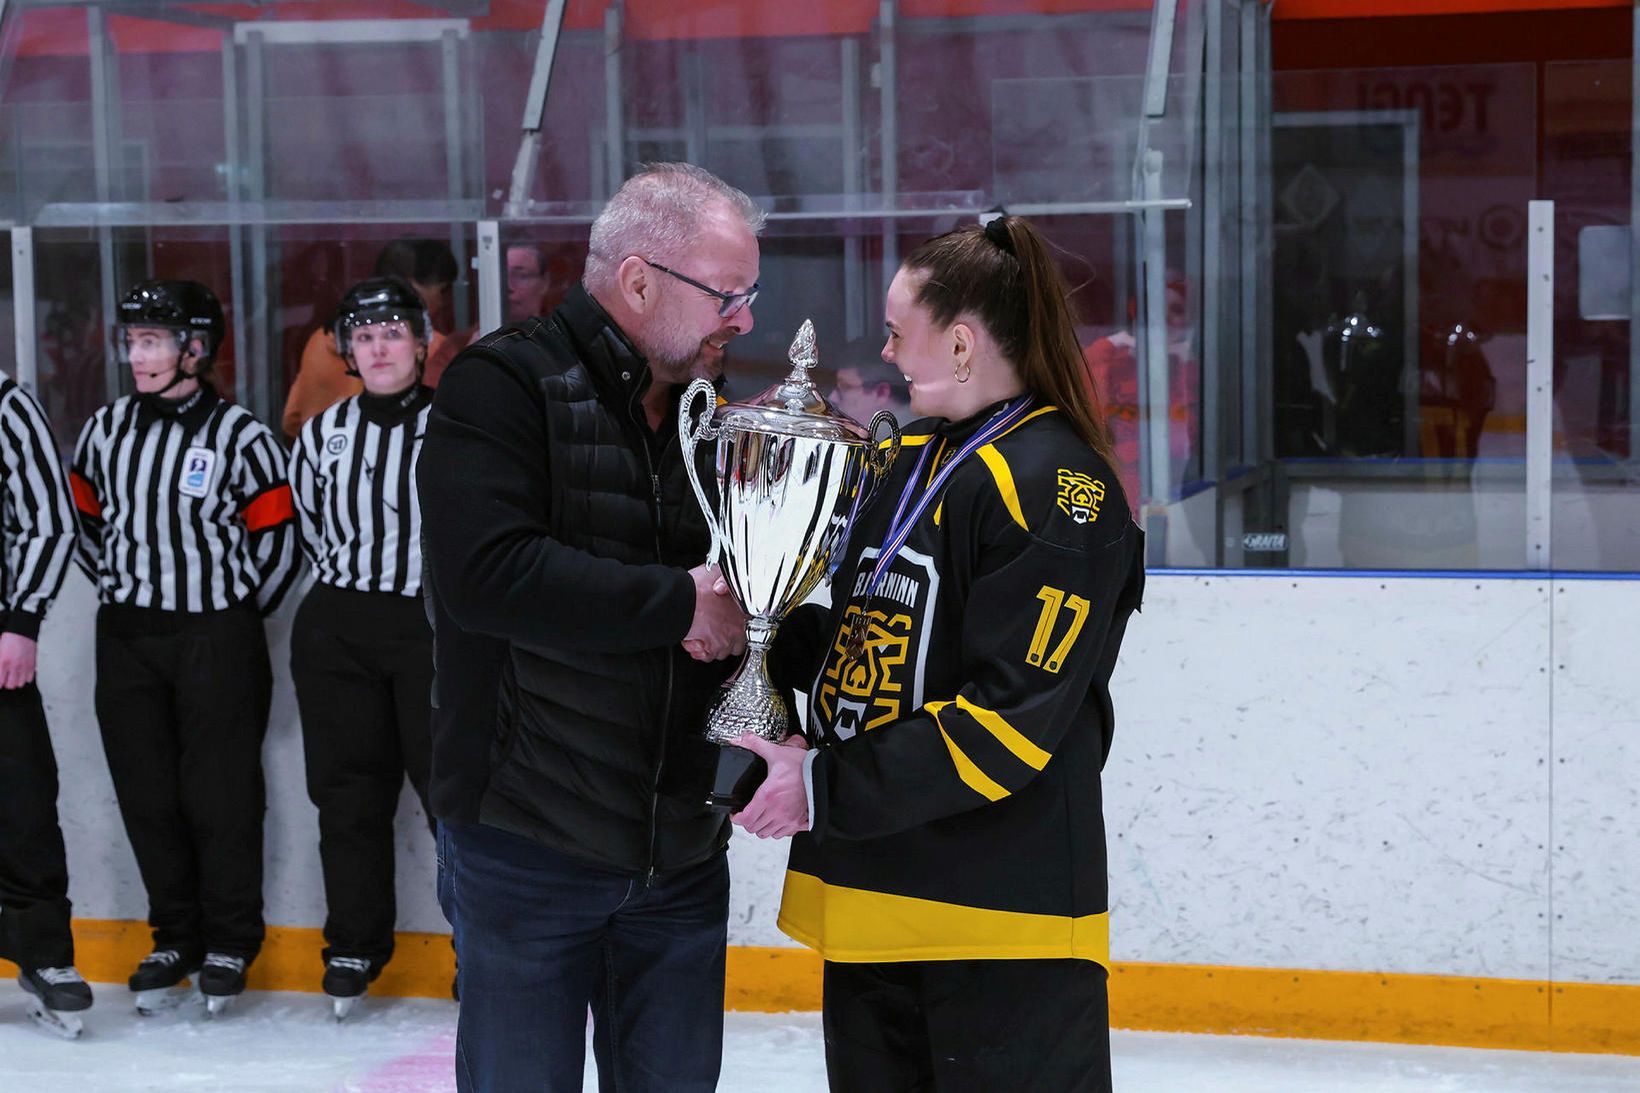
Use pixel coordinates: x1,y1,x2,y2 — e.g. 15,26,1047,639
772,399,1145,967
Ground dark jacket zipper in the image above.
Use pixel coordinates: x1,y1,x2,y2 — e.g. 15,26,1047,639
629,387,672,888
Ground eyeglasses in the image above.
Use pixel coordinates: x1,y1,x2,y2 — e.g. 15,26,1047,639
642,258,759,319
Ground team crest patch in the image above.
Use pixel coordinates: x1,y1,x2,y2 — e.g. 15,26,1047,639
179,447,216,498
1056,469,1104,524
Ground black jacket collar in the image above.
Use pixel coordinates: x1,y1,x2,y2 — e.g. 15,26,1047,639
557,283,651,409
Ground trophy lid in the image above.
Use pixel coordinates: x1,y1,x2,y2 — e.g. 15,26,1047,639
715,320,874,443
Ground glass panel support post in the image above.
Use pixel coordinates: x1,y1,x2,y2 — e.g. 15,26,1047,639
10,227,35,391
1526,200,1554,571
442,27,470,333
841,36,866,342
1144,0,1179,119
1139,151,1171,563
878,0,899,299
505,0,569,217
603,4,625,197
477,220,502,338
243,28,271,415
224,34,252,414
88,5,121,404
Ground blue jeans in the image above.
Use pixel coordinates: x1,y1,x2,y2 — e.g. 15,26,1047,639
443,820,729,1093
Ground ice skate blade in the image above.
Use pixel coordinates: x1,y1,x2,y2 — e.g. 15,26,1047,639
134,983,200,1016
331,994,361,1022
25,997,83,1040
203,993,234,1018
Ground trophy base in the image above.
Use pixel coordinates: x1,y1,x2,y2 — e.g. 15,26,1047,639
706,743,767,813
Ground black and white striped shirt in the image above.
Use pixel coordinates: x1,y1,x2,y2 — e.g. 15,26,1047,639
70,389,298,614
290,386,431,597
0,373,76,639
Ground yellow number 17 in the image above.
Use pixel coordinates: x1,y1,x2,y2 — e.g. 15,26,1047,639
1027,586,1090,674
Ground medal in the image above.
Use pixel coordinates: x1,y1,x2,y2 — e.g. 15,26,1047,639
838,395,1035,666
842,612,869,663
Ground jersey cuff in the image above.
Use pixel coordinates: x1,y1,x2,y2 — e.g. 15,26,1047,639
802,748,818,832
2,608,44,641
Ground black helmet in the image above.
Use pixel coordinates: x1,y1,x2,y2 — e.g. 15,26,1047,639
333,276,431,363
114,280,225,366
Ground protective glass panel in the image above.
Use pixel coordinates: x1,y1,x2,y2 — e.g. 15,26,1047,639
0,2,532,223
520,0,1197,215
1,0,1198,500
1262,62,1536,570
1544,59,1636,573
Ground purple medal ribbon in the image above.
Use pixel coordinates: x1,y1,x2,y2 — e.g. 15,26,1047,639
842,394,1035,658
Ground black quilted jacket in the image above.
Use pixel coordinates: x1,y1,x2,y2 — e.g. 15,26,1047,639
418,285,732,875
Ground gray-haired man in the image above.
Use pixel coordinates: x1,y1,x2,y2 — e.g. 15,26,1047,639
419,163,761,1092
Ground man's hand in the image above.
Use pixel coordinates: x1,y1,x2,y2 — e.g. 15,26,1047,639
0,633,39,689
683,564,746,661
731,733,812,839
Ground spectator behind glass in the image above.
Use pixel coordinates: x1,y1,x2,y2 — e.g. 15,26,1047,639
459,244,560,354
281,239,458,440
506,245,549,322
829,350,910,427
1080,279,1197,511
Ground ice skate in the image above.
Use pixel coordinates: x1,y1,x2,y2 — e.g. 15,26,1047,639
322,956,377,1021
198,953,247,1018
128,948,202,1015
18,966,92,1040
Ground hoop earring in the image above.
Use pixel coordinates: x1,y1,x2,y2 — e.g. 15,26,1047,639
954,359,972,384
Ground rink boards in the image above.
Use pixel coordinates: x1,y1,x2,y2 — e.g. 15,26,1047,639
3,570,1638,1053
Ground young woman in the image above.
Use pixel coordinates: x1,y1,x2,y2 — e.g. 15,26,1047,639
71,279,298,1017
734,216,1147,1092
281,239,456,440
287,276,436,1019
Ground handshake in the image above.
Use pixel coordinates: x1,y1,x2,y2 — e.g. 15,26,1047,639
681,563,746,663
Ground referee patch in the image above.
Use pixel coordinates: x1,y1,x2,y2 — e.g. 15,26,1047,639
180,447,217,498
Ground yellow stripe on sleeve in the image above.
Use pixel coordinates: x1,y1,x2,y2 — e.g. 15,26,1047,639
926,701,1009,801
976,443,1028,530
956,694,1052,770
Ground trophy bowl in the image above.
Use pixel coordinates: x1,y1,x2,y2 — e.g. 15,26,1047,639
680,320,900,810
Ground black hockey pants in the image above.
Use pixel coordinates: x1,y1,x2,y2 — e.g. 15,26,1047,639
822,957,1113,1092
0,681,75,970
290,583,433,969
95,601,272,962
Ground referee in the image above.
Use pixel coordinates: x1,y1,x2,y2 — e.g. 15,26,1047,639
69,279,297,1014
287,277,436,1016
0,369,93,1030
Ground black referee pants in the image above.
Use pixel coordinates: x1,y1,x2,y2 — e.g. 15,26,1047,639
291,583,433,969
0,681,75,971
95,601,272,962
822,958,1112,1093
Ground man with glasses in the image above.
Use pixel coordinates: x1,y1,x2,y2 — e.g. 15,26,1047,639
419,162,761,1092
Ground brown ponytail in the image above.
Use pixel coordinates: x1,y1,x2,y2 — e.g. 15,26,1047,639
902,217,1116,468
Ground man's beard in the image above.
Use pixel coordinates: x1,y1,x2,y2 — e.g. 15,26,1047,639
639,300,721,386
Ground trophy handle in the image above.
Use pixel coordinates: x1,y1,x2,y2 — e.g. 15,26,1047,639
864,410,903,498
678,378,725,566
825,411,903,582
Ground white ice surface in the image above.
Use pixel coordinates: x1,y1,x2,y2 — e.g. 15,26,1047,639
3,981,1640,1092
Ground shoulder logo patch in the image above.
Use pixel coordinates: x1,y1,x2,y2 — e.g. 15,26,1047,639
325,433,349,457
179,447,217,499
1056,469,1104,525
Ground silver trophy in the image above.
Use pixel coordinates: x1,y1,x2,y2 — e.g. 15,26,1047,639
680,320,900,810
